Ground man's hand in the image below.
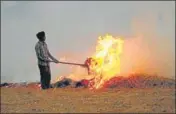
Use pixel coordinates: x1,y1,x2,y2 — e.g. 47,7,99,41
53,59,59,64
48,59,59,63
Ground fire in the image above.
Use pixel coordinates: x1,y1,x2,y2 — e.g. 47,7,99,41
54,34,124,90
88,34,124,89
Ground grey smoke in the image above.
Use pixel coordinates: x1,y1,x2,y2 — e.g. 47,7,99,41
1,1,175,83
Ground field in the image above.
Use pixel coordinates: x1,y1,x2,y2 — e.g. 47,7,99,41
1,86,175,113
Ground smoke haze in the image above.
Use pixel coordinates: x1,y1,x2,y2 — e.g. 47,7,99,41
1,1,175,83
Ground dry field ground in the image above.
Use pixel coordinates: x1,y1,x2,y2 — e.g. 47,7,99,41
1,86,175,113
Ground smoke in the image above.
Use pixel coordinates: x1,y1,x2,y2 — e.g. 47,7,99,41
121,6,175,79
1,1,175,83
65,2,175,80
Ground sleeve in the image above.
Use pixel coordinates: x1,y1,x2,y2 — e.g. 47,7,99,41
46,45,58,61
48,50,57,61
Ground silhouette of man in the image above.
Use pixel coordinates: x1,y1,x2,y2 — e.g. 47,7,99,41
35,31,59,89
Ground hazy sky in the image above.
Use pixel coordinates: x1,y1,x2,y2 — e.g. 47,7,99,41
1,1,175,82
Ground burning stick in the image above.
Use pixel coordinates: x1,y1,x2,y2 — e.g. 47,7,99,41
50,60,87,67
84,57,98,75
51,60,91,75
58,61,87,67
58,57,98,75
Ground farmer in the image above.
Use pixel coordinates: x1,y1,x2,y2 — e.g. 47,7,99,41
35,31,59,90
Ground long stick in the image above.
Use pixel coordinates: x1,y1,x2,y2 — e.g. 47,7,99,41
58,61,86,67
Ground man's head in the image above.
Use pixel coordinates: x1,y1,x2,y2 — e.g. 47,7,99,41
36,31,46,41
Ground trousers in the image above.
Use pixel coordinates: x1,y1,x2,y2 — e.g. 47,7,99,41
38,65,51,89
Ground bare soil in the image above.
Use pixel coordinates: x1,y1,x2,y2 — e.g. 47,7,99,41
1,86,175,113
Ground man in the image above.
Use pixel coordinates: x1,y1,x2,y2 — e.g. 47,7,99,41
35,31,59,90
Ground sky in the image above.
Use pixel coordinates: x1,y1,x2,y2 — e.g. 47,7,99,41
1,1,175,83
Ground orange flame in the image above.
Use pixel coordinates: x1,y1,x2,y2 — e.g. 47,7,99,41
54,34,124,89
89,34,124,89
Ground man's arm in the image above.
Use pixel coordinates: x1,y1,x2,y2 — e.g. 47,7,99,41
35,44,51,62
45,44,59,63
48,50,59,62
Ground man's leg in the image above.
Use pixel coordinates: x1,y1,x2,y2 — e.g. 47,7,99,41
46,65,51,88
39,65,48,89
